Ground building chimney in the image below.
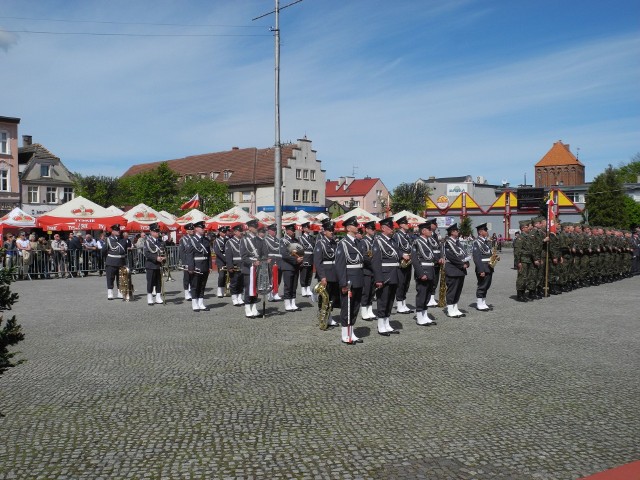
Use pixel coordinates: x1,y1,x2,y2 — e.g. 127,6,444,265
232,146,239,150
23,135,32,146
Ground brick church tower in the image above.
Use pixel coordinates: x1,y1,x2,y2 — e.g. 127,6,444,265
534,141,585,188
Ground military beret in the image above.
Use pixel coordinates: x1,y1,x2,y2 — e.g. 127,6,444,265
267,223,278,232
364,221,377,230
284,223,296,232
417,222,431,231
342,216,358,228
379,217,395,229
193,220,206,229
446,223,459,233
429,218,438,226
148,222,161,233
476,223,488,232
300,222,310,229
395,216,408,226
519,220,530,228
246,219,259,228
184,223,194,230
232,224,244,232
110,224,121,232
321,219,335,232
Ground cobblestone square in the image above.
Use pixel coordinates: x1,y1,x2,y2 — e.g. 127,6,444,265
1,252,638,479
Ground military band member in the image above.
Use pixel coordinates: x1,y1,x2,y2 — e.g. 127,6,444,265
143,223,166,306
102,224,127,300
298,222,315,297
178,223,195,300
472,223,493,311
371,217,401,336
335,216,364,344
427,218,444,306
357,221,377,320
411,222,439,326
185,220,211,311
443,223,469,318
240,219,265,318
264,224,283,301
225,225,245,306
213,226,229,298
393,216,414,314
280,223,303,312
313,219,340,327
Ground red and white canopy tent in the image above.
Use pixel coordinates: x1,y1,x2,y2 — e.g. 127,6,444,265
176,209,211,231
0,207,37,233
333,208,381,231
159,210,178,221
123,203,179,231
255,211,276,225
392,210,427,228
36,196,127,232
106,205,125,215
205,206,259,230
281,209,322,231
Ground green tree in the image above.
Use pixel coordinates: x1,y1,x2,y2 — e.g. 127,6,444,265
390,182,431,214
72,174,120,207
1,267,24,415
623,196,640,228
614,153,640,183
586,165,629,228
177,178,234,216
118,163,179,211
459,215,473,238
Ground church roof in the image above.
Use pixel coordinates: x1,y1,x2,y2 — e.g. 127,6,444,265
535,141,584,168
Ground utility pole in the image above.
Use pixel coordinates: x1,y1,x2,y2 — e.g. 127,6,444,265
253,0,303,238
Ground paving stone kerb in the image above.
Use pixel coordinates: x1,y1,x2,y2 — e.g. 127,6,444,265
1,251,638,479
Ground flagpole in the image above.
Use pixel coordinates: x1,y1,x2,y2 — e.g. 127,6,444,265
544,198,551,297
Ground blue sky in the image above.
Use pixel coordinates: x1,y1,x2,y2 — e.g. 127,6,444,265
1,0,639,190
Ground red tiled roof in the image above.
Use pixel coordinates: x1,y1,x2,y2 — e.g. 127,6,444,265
121,145,296,186
325,178,379,197
535,141,584,167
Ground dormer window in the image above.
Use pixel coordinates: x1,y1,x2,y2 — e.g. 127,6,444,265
41,164,51,177
223,170,232,180
211,171,219,180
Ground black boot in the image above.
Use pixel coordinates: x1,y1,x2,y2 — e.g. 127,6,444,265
516,290,528,302
528,290,537,301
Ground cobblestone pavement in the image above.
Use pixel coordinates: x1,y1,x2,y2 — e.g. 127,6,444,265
1,251,639,479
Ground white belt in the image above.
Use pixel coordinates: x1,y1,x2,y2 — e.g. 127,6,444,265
481,258,491,262
233,257,241,261
108,254,125,258
194,256,207,260
304,251,313,254
322,261,335,265
421,262,434,266
433,250,440,253
382,262,398,267
269,253,282,257
347,264,363,269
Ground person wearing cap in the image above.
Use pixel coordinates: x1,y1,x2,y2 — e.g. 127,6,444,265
213,226,229,298
185,220,212,311
392,216,414,314
443,223,469,317
102,224,128,300
313,219,340,326
371,216,401,336
472,223,493,311
514,219,533,302
264,224,283,301
427,218,444,307
240,219,265,318
298,222,316,297
356,220,377,320
547,219,563,295
143,223,167,306
334,215,364,344
529,217,546,298
224,225,245,306
279,223,303,312
179,223,195,301
411,222,440,325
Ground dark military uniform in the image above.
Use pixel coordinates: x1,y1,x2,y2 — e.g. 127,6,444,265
472,224,493,310
102,225,127,299
356,222,377,320
335,225,364,344
240,224,265,316
298,226,315,297
143,226,166,305
213,227,228,297
185,221,211,311
411,223,439,325
371,217,401,335
178,224,194,300
313,225,341,320
264,226,282,300
443,224,469,317
224,228,244,305
392,218,414,313
279,226,302,311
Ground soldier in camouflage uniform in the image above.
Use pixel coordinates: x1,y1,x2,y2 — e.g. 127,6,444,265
548,221,562,295
514,219,533,302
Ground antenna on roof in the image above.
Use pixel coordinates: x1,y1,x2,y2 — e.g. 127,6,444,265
576,147,580,160
351,165,358,177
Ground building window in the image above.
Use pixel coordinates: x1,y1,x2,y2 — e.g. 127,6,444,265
295,169,302,180
303,169,309,180
227,192,234,202
373,200,377,208
311,190,318,202
0,170,8,191
27,186,39,203
223,170,232,180
210,171,219,180
46,187,57,203
242,191,252,202
344,199,359,208
376,189,382,197
199,173,207,179
62,187,74,203
302,190,309,202
293,189,300,202
310,170,316,181
0,131,8,154
41,165,51,177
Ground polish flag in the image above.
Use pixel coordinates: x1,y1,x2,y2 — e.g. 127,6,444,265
180,194,200,210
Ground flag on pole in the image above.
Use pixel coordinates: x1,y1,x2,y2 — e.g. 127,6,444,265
180,193,200,210
546,198,557,234
249,265,257,297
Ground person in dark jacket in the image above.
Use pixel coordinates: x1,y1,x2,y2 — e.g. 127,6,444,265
411,222,440,326
472,223,493,311
443,223,469,318
371,217,401,336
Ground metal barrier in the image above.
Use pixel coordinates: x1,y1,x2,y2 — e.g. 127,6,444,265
1,246,183,281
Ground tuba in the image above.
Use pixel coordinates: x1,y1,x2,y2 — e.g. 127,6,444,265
118,266,134,301
399,257,411,268
313,282,331,330
288,242,305,259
